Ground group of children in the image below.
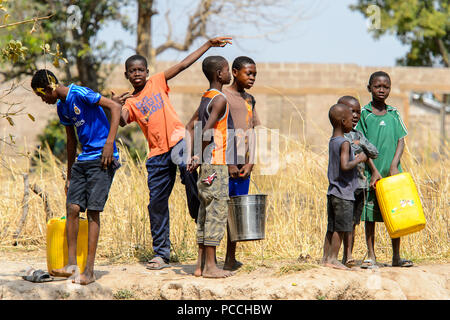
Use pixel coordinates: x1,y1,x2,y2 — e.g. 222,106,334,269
30,36,413,285
323,71,413,270
31,36,260,283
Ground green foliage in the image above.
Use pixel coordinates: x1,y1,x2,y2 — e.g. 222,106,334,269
0,1,53,77
0,0,7,12
113,289,135,300
350,0,450,67
1,40,27,62
0,0,131,90
35,117,74,162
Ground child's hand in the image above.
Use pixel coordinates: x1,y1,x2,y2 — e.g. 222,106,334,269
187,155,200,172
228,165,239,178
111,91,131,106
239,164,253,179
353,140,360,145
208,37,232,48
389,166,400,177
101,142,114,169
370,171,382,189
355,152,367,163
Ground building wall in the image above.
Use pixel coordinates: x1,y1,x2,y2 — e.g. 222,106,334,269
1,62,449,155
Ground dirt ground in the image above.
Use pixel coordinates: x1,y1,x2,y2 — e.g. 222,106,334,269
0,249,448,300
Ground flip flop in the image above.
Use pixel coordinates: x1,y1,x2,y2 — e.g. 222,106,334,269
344,259,356,267
392,259,414,268
22,269,54,283
145,256,170,270
360,259,379,269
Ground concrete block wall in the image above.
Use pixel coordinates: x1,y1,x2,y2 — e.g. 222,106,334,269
1,62,449,155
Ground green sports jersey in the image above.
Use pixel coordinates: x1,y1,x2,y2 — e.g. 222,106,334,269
355,102,408,222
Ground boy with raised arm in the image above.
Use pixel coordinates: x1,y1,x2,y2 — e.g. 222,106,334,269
113,37,232,270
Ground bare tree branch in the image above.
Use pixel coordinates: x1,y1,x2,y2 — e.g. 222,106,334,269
155,0,222,55
0,14,53,30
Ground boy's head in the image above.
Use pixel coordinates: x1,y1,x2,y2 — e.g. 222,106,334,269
232,56,256,89
31,69,59,104
367,71,391,102
337,96,361,128
202,56,231,85
124,54,149,89
329,103,353,133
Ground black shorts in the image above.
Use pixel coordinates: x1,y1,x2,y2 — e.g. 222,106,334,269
327,195,353,232
66,159,118,212
353,189,366,225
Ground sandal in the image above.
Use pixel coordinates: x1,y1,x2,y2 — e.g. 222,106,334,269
145,256,170,270
360,259,379,269
22,269,54,283
342,258,356,267
392,259,413,268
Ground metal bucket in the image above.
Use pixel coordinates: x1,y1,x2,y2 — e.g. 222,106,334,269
228,194,268,242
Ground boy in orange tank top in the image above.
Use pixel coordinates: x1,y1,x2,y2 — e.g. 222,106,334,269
187,56,235,278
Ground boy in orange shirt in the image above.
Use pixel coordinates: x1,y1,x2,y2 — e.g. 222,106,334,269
112,37,231,270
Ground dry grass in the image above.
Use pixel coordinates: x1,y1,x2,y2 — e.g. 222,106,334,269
0,133,448,266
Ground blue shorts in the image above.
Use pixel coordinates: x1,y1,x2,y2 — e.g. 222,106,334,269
229,176,250,197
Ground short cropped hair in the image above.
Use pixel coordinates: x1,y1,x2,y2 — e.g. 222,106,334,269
31,69,59,91
368,71,391,86
202,56,228,82
125,54,148,70
232,56,256,71
337,95,359,105
328,103,348,128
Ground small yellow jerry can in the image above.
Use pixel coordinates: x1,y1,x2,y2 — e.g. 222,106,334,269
375,172,426,238
46,216,88,274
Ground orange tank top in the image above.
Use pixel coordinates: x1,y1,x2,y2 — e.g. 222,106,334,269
197,89,234,165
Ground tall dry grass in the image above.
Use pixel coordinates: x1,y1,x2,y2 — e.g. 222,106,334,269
0,131,448,265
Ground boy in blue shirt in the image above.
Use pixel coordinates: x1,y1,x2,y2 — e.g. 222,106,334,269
31,69,121,285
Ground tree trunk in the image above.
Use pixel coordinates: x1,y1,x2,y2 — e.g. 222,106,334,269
136,0,156,71
76,54,99,92
436,38,449,68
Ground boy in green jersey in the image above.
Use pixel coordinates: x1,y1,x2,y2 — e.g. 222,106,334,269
356,71,413,269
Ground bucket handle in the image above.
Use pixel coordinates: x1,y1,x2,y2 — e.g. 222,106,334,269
250,178,262,194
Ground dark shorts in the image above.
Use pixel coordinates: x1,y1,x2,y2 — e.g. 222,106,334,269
327,195,353,232
66,159,118,212
353,189,366,225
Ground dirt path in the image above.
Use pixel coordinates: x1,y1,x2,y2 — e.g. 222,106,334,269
0,251,448,300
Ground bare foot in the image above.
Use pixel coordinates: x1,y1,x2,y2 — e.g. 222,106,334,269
50,265,78,277
194,267,202,277
223,260,243,271
194,251,205,277
202,266,234,278
324,259,350,271
72,272,96,285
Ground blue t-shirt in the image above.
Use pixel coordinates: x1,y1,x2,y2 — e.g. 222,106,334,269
57,84,119,161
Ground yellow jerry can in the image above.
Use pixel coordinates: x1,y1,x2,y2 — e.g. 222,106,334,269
46,216,88,274
375,172,426,238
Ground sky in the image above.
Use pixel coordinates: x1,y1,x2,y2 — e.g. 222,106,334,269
97,0,409,67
